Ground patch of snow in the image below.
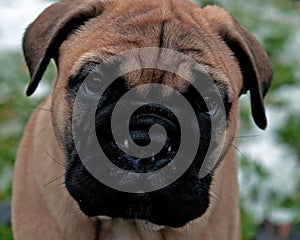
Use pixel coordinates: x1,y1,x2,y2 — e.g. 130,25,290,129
0,0,52,51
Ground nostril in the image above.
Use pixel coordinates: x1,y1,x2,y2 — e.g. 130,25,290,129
130,130,152,146
130,130,170,147
126,118,178,170
129,113,178,136
128,112,177,153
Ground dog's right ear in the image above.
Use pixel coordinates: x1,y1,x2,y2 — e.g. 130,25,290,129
203,5,273,130
23,0,104,96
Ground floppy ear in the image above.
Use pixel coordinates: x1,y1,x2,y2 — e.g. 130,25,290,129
203,6,273,129
23,0,104,96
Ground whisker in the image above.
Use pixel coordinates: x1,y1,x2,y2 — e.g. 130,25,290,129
67,195,73,201
211,176,220,186
44,174,65,187
206,207,216,219
54,181,66,188
55,185,67,192
233,135,259,139
43,148,65,167
231,143,248,161
209,189,221,203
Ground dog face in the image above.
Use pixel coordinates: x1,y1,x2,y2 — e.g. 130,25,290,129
22,0,272,227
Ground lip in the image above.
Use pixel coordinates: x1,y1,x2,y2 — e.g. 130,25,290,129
67,169,212,228
97,215,112,221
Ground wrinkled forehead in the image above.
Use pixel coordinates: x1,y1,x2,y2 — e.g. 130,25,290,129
66,50,233,102
57,0,242,97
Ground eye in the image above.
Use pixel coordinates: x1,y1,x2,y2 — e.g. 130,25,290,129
83,73,104,95
203,92,220,116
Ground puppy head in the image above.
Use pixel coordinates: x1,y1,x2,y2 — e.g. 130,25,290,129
23,0,272,227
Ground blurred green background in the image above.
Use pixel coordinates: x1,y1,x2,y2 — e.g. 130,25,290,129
0,0,300,239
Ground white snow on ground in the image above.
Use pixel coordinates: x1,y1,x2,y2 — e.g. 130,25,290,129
1,0,300,224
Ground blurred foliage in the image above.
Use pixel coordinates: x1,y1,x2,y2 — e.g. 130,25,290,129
0,50,54,237
0,226,13,240
278,113,300,157
240,198,259,240
0,52,27,203
280,181,300,222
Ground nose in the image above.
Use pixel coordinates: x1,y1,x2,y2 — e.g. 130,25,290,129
95,103,181,173
123,103,181,172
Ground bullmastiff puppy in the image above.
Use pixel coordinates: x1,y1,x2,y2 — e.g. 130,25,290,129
12,0,273,239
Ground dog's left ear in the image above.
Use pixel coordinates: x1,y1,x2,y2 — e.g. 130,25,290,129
203,6,273,129
23,0,104,96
